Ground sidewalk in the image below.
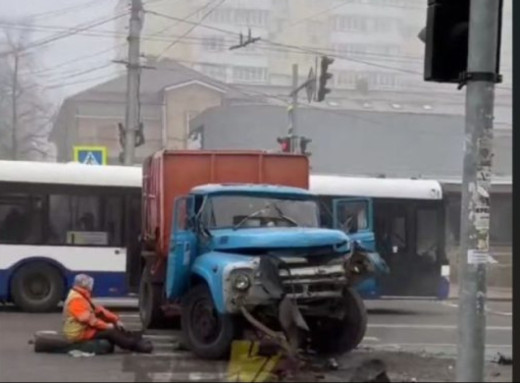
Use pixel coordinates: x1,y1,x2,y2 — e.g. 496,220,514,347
449,284,512,301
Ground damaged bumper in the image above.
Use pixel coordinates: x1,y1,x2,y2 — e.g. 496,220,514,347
223,248,381,313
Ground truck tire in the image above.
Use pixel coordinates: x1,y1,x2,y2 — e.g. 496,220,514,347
309,287,367,355
10,262,64,313
139,265,168,329
180,284,236,360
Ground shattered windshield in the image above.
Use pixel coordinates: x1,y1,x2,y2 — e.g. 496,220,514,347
200,194,319,229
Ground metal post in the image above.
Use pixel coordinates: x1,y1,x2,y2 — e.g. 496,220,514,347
457,0,501,381
288,63,298,153
123,0,143,166
11,53,18,160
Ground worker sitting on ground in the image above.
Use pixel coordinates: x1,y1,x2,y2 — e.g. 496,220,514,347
63,274,152,354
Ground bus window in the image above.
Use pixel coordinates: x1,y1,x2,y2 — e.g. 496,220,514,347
0,193,44,245
48,194,123,247
337,200,369,233
391,215,407,252
416,209,438,263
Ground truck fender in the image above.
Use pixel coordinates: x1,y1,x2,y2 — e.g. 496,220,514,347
190,264,227,314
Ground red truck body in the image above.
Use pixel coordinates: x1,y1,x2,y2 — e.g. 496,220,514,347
142,150,309,258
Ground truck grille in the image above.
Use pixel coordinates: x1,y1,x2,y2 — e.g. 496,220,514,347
278,264,346,299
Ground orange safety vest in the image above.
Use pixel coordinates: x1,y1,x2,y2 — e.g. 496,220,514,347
62,287,119,342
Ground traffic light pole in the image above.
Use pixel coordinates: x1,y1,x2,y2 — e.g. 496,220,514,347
457,1,501,381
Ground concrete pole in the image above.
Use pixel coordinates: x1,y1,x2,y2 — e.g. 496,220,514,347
288,63,298,153
456,0,501,381
11,53,18,160
123,0,143,166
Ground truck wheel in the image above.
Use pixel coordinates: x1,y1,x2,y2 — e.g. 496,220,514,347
309,288,367,355
10,263,64,313
139,266,168,329
181,284,236,360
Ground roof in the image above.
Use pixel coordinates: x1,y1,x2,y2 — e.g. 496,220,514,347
190,184,313,197
310,175,443,200
193,104,512,178
69,59,244,101
0,161,142,188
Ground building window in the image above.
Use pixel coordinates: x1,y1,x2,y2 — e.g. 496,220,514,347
237,9,269,27
199,64,227,81
202,36,225,52
373,17,396,33
232,66,268,83
205,9,233,24
332,15,368,32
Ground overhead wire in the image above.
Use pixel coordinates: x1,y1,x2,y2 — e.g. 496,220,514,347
146,10,423,76
0,12,129,58
22,0,101,21
156,0,226,60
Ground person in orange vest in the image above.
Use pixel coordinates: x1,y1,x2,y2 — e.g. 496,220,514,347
63,274,152,353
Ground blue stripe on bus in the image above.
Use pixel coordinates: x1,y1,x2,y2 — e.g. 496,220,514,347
0,264,128,302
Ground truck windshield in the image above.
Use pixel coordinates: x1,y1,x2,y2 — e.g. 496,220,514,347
201,195,319,229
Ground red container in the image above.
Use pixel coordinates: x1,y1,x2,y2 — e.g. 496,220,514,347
142,150,309,258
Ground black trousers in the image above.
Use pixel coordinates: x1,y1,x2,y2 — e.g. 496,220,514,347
94,329,140,351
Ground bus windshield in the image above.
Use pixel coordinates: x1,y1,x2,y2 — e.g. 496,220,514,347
200,195,320,230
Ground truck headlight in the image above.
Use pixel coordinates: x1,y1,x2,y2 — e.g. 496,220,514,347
233,273,251,291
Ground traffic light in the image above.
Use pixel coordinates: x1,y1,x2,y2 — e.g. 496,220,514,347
419,0,503,83
277,136,291,153
317,56,334,102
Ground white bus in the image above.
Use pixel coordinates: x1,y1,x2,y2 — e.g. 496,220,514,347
311,175,450,299
0,161,141,312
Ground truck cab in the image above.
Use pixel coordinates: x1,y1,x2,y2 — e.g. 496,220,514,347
167,184,372,359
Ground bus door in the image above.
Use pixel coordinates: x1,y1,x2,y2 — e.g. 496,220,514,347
412,202,447,297
373,201,414,296
332,198,375,250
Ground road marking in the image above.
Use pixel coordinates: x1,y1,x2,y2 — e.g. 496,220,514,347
369,342,512,349
363,337,380,342
367,324,511,331
119,313,140,319
442,302,512,317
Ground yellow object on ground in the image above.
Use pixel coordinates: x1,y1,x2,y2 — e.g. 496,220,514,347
227,340,282,382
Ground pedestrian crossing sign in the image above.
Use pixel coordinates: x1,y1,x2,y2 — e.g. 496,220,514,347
73,146,107,165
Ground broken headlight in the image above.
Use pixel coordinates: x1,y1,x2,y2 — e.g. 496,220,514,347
232,273,251,291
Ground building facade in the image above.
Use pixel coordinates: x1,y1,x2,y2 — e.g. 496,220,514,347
113,0,512,93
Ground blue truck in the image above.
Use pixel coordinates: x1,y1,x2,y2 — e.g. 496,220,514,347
137,151,384,359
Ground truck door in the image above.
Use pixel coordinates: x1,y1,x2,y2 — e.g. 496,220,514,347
332,198,375,251
166,196,196,300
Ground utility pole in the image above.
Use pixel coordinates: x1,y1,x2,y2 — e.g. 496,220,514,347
457,1,502,381
288,64,298,152
123,0,143,166
11,52,18,160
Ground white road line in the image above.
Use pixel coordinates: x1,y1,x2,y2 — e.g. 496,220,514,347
363,337,380,342
369,342,512,349
367,324,511,331
442,302,513,317
119,314,140,319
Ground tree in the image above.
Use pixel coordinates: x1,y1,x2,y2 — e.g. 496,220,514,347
0,20,57,162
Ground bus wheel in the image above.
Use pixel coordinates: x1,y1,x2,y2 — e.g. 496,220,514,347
139,266,169,329
10,263,64,313
308,288,367,356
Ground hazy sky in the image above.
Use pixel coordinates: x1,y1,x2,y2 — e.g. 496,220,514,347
0,0,120,103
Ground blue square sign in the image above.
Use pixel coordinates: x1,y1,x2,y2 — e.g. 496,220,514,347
73,146,107,165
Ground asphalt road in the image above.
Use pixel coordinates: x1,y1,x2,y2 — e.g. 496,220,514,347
0,299,512,382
